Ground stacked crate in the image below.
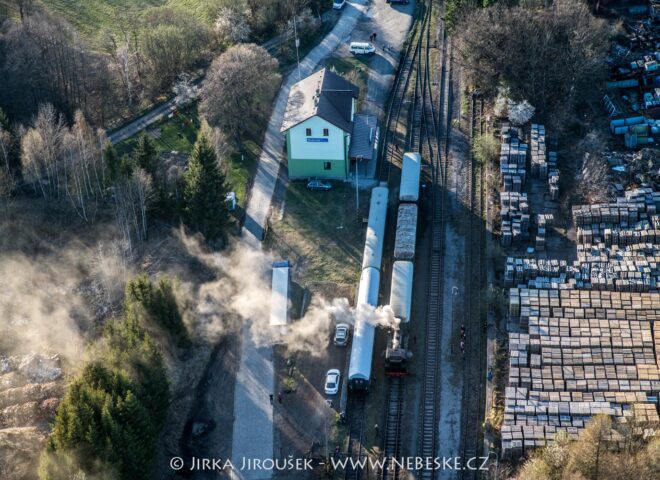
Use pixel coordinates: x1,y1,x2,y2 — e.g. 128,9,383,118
548,169,560,201
506,245,660,292
502,289,660,459
535,214,555,251
501,123,528,193
530,124,547,179
501,192,530,246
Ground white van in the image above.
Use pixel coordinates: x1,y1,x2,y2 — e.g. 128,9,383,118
350,42,376,55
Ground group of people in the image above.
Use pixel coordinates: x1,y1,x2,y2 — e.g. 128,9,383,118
460,324,466,357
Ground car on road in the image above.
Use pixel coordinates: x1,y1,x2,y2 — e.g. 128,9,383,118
333,0,346,9
324,369,341,395
349,42,376,55
307,179,332,191
334,323,350,346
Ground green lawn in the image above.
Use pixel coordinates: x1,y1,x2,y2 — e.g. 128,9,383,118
226,141,259,209
266,183,369,285
41,0,222,37
115,104,257,208
115,105,200,158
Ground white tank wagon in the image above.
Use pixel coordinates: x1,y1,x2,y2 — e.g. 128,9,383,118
389,261,414,323
385,261,414,375
348,266,381,390
362,186,389,270
393,204,418,260
399,152,422,203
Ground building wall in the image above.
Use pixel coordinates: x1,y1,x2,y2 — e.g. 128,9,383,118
288,116,346,160
287,116,350,179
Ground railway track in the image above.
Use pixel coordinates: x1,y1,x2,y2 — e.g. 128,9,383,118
376,0,453,478
458,91,487,479
345,393,366,480
376,1,444,479
417,11,451,480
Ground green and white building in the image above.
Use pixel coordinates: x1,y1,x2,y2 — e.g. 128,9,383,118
281,68,378,180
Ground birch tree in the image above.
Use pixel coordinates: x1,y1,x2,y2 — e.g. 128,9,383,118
114,169,153,253
20,104,66,199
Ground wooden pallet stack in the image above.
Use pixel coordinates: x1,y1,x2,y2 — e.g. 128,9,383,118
505,244,660,292
530,124,547,179
502,289,660,459
501,192,530,246
501,123,528,194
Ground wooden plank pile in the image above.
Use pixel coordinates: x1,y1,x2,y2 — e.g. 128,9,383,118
504,244,660,292
502,288,660,459
501,123,527,194
501,192,530,246
393,204,417,260
530,124,547,179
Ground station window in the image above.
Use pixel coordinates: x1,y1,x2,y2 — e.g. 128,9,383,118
324,162,332,170
306,128,312,136
323,128,329,137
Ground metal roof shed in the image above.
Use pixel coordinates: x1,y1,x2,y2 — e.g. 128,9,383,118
270,261,290,333
390,261,414,323
399,152,421,202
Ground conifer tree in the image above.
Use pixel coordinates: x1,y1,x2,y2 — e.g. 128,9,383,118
133,134,157,178
182,134,230,243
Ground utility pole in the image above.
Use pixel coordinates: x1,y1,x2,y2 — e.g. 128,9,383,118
355,160,359,216
293,16,302,80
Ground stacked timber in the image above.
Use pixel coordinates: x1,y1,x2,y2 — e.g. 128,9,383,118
530,124,547,179
393,204,417,260
501,123,528,193
505,246,660,292
502,289,660,459
501,192,530,246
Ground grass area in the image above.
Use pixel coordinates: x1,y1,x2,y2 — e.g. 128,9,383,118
323,55,370,110
115,104,200,157
226,141,259,208
266,183,369,285
114,104,258,208
41,0,221,36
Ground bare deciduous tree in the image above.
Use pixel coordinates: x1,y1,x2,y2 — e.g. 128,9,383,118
114,169,153,253
1,12,116,123
457,0,610,127
200,43,280,146
21,105,107,219
62,111,107,221
21,104,67,199
214,5,252,44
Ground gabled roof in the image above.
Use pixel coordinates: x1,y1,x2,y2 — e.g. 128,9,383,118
281,68,359,133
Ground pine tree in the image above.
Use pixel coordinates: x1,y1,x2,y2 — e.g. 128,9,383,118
133,134,157,177
182,134,230,243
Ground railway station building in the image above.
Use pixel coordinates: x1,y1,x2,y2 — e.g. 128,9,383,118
281,68,378,180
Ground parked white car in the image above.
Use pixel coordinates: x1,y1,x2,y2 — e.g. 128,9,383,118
334,323,350,346
350,42,376,56
333,0,346,9
324,369,341,395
